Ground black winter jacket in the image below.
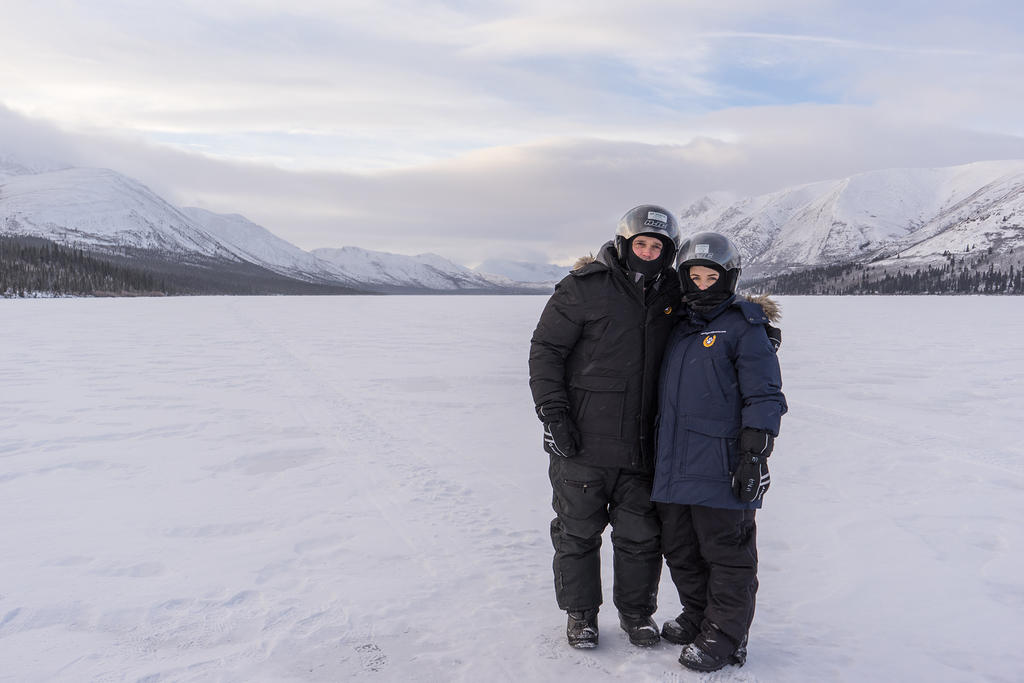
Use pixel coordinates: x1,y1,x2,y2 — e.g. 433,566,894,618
529,242,681,472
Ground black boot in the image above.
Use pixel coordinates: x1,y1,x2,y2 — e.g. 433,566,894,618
618,613,660,647
566,610,599,649
730,634,748,666
661,612,700,645
678,623,740,672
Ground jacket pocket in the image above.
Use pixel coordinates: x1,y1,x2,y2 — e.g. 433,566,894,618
676,416,739,480
569,374,627,439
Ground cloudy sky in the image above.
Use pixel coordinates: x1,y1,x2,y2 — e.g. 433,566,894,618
3,1,1024,265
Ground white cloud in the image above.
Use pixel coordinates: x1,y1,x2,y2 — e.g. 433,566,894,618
3,2,1024,263
9,102,1024,266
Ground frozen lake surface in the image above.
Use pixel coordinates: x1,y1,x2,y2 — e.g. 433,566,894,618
1,295,1022,682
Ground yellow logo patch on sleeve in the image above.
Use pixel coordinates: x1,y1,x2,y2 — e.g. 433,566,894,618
703,335,717,348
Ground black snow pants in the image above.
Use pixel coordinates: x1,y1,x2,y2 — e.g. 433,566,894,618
656,503,758,646
548,455,662,616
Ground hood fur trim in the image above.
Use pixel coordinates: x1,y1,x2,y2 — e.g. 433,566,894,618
745,294,781,322
573,254,596,271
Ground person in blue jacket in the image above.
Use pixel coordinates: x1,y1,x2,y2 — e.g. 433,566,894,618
652,232,787,673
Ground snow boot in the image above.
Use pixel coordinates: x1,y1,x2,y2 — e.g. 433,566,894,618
661,612,700,646
678,623,741,672
618,613,660,647
730,634,748,666
566,610,599,649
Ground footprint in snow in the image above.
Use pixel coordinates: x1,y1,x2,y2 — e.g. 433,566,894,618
355,642,389,672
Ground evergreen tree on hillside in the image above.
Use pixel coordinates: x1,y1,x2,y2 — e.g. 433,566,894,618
0,235,169,297
746,252,1024,295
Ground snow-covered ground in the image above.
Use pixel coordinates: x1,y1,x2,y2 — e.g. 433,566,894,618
1,295,1022,682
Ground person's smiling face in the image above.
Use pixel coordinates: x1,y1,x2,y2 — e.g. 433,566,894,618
688,265,720,290
631,235,664,261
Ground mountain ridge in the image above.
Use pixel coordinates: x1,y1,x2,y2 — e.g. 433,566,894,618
0,162,552,294
5,155,1024,296
680,160,1024,278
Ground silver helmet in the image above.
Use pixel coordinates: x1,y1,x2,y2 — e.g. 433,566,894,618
614,204,681,264
676,232,742,292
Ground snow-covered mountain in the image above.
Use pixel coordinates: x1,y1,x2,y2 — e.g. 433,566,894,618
0,167,236,258
12,154,1021,294
474,259,569,283
311,247,538,291
179,207,349,285
0,154,69,179
0,161,545,293
681,160,1024,275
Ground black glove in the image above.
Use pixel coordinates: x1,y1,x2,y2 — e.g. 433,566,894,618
765,323,782,352
739,428,774,458
732,428,773,503
539,407,579,458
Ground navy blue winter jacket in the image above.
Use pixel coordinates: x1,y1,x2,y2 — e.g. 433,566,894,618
651,295,787,510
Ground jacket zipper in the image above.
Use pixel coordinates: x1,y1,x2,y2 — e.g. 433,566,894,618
637,278,650,470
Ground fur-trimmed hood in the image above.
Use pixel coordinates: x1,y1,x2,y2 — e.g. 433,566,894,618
572,240,618,272
573,253,596,271
744,294,782,322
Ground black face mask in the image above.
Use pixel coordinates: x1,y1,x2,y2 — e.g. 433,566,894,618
681,268,732,314
625,249,665,279
624,235,670,280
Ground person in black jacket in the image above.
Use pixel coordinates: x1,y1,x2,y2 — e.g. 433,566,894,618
529,205,682,649
653,232,787,673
